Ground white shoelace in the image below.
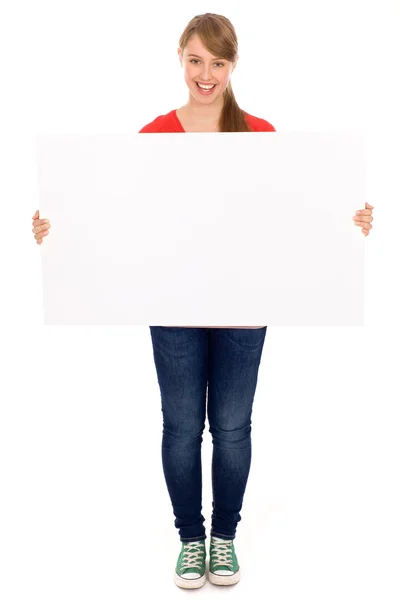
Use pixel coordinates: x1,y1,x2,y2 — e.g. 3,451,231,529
181,541,205,569
211,538,233,568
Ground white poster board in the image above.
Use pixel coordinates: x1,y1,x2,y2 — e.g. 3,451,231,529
36,132,366,325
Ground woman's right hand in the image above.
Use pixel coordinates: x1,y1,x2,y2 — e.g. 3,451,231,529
32,209,51,245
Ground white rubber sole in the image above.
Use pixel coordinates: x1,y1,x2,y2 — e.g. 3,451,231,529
209,567,241,586
173,570,206,589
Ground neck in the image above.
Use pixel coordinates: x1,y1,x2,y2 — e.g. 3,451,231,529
183,97,224,122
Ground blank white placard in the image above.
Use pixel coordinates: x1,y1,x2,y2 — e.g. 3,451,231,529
36,132,365,326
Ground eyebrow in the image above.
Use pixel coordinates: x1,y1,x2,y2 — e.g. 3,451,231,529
187,54,225,60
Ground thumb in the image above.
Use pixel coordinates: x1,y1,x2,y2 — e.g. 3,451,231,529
365,202,374,209
32,209,39,220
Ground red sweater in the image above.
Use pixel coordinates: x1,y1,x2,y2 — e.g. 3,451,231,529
138,108,275,329
139,108,275,133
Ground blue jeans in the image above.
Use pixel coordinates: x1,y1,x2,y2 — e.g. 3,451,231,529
149,326,267,542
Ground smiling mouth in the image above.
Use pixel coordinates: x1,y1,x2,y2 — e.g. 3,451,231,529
196,82,216,89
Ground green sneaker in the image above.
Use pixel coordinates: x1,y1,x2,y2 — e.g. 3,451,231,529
209,536,241,586
173,539,206,589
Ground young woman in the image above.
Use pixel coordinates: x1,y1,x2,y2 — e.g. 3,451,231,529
32,12,374,590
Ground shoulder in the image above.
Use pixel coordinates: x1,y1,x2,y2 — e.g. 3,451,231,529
138,109,180,133
244,112,276,132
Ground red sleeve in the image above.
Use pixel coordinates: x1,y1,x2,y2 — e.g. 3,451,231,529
245,114,276,132
138,124,153,133
259,120,276,132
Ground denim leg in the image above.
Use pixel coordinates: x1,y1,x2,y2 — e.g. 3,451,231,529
149,326,208,542
207,327,267,540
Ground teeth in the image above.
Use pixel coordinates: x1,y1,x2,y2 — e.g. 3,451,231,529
197,83,215,90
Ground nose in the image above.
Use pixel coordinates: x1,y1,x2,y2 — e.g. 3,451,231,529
200,66,213,81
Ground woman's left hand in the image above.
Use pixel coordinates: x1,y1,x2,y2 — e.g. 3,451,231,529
353,202,374,236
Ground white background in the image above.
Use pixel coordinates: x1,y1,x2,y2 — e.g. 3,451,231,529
1,1,399,598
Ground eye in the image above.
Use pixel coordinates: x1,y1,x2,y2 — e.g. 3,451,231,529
190,59,224,67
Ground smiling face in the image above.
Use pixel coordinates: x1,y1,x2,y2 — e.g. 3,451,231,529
178,34,238,107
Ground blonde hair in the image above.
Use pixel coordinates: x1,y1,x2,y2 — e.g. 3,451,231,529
179,13,253,132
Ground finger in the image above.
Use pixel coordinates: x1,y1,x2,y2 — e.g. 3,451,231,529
355,221,372,229
356,209,372,215
35,230,50,240
353,217,373,224
35,230,49,240
32,222,50,233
